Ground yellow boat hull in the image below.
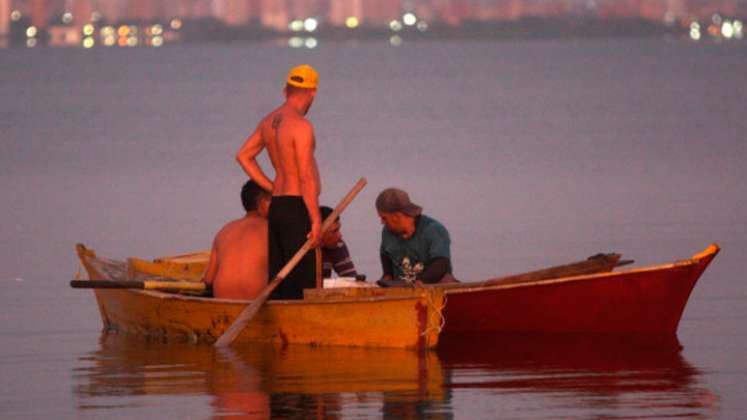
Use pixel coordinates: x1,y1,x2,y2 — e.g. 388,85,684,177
76,244,443,349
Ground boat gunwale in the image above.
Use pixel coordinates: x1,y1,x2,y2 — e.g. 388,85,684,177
103,287,440,306
445,244,719,295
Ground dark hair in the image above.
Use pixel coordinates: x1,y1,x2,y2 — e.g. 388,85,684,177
320,205,339,222
241,180,266,212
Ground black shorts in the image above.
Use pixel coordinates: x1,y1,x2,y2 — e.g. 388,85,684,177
267,196,317,300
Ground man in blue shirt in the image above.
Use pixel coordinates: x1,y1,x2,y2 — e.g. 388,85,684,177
375,188,458,287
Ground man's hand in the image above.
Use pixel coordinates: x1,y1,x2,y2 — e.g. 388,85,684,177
307,220,322,247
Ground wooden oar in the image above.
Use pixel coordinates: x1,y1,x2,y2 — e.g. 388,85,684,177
436,254,632,291
214,177,368,347
70,279,207,292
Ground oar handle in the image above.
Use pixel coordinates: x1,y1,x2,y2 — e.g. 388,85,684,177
275,178,367,280
70,279,207,291
214,177,367,347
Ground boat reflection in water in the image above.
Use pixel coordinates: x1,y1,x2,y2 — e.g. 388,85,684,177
74,333,717,418
73,334,448,418
438,333,719,418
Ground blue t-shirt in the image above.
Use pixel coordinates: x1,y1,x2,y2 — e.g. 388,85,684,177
380,215,452,283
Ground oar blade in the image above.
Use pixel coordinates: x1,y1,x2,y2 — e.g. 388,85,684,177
214,297,264,346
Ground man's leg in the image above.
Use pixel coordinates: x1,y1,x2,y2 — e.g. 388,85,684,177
278,198,315,299
268,197,317,300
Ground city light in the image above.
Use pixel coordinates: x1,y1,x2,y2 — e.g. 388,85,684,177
2,1,745,50
689,22,701,40
289,20,304,32
403,13,417,26
102,26,116,47
288,37,317,49
102,34,116,47
288,37,304,48
345,17,360,29
734,20,744,39
722,21,734,38
304,18,318,32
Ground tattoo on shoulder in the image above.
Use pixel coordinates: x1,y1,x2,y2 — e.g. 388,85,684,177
271,114,283,130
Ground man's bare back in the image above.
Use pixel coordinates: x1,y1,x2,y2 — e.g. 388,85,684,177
236,71,322,243
261,107,320,197
235,64,322,300
202,180,271,300
204,215,268,299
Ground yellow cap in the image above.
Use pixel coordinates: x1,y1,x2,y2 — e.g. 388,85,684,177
286,64,318,89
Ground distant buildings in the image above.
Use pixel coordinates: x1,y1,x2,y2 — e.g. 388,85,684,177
1,0,10,38
2,0,745,47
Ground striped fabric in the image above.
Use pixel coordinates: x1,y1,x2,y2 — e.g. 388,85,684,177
322,240,357,279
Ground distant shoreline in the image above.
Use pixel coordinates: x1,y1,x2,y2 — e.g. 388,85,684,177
6,15,742,48
180,17,685,43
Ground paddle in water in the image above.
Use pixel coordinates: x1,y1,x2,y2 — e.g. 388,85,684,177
214,177,368,347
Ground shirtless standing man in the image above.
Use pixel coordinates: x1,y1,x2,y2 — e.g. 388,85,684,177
236,64,322,300
203,180,271,299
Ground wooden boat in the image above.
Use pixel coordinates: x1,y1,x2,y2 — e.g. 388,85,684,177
75,244,444,349
439,244,719,336
301,244,719,336
77,243,719,347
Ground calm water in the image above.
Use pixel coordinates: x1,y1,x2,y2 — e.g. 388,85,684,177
1,38,746,418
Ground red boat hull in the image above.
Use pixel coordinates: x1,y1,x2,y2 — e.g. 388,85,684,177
441,245,719,336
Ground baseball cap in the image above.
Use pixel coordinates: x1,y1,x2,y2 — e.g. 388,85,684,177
287,64,318,89
375,188,423,217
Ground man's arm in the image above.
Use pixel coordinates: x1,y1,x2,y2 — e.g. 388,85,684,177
379,253,394,282
294,121,321,245
236,127,273,192
420,257,450,284
419,222,452,284
331,241,357,277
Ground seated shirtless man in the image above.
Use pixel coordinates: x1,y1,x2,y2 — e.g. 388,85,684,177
202,180,271,299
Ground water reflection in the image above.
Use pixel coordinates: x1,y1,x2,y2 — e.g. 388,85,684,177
74,334,449,418
73,333,716,418
438,334,718,418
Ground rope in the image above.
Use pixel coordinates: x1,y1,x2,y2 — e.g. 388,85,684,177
420,289,446,338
